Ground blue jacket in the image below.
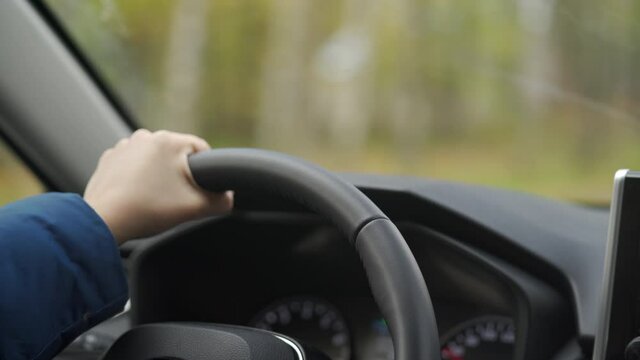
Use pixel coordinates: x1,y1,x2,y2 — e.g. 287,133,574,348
0,193,128,360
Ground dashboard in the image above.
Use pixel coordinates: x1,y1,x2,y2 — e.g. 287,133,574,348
132,214,530,360
57,175,610,360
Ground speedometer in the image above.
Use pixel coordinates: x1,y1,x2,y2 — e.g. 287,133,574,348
250,297,351,360
441,316,515,360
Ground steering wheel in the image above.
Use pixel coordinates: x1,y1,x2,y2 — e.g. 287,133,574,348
102,149,440,360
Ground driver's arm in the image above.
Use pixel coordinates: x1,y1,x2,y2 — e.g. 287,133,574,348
0,130,233,360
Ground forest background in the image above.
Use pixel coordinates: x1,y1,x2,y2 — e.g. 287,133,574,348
3,0,640,205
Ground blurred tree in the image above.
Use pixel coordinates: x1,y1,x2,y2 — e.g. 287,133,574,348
377,0,430,160
256,1,312,149
310,0,375,151
516,0,556,116
43,0,640,201
552,0,634,170
157,0,210,134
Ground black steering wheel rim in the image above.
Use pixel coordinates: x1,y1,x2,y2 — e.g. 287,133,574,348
182,148,440,360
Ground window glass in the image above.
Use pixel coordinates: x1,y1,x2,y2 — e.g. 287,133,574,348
44,0,640,203
0,141,43,205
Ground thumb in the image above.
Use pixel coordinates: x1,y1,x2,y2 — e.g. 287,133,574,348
202,190,234,215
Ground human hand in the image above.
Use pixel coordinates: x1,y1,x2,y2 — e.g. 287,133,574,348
84,129,233,244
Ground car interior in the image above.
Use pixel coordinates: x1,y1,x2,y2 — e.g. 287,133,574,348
1,1,638,360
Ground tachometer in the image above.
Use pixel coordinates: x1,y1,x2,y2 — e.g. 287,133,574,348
441,316,515,360
250,297,351,360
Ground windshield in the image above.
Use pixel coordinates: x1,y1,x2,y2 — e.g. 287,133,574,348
44,0,640,203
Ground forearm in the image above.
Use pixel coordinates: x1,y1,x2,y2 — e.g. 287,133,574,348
0,193,128,360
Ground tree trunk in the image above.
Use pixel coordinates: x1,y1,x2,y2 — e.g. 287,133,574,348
256,1,312,149
157,0,210,134
310,0,376,151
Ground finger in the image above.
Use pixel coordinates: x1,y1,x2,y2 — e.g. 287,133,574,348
184,134,210,153
194,137,210,152
174,133,210,153
203,190,234,215
115,138,129,148
176,136,210,183
154,131,210,153
182,152,202,186
99,148,114,161
131,128,152,140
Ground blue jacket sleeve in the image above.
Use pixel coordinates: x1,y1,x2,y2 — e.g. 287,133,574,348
0,193,128,360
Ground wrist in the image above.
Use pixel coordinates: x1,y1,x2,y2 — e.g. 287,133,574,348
83,196,126,245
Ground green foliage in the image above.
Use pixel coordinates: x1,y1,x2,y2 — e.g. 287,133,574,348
36,0,640,203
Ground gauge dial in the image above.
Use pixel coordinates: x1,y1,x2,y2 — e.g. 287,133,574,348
250,297,351,360
441,316,515,360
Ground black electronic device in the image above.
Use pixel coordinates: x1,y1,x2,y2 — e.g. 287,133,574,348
594,170,640,359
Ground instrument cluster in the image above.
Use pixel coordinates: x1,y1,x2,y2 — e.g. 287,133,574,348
249,295,515,360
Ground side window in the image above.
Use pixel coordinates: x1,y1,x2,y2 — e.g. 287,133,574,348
0,141,44,205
